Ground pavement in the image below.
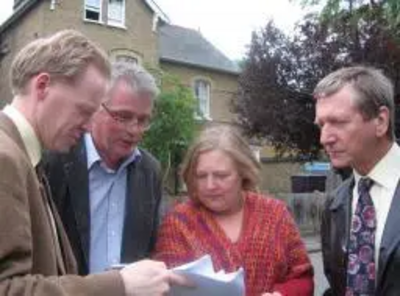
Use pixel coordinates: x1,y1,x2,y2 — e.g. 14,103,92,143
303,234,321,253
310,251,329,295
301,234,329,295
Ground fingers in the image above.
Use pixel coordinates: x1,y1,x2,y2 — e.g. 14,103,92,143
119,259,194,296
168,271,195,288
262,292,282,296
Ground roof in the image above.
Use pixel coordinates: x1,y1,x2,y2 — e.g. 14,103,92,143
0,0,39,33
159,24,240,75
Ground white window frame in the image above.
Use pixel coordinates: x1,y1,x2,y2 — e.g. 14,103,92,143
84,0,102,23
107,0,126,27
110,49,142,65
115,55,138,65
194,78,211,120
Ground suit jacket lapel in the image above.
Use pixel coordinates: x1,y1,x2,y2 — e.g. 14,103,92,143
121,160,151,262
377,180,400,287
0,113,74,274
329,178,354,276
64,143,91,266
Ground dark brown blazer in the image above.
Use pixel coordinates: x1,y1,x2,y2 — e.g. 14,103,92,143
0,112,124,295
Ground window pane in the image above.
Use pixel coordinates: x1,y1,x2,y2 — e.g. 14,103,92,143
85,10,100,21
116,55,138,64
85,0,100,21
86,0,101,9
108,0,124,24
194,80,210,117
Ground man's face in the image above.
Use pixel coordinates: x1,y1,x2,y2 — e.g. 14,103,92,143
91,79,153,167
315,85,385,174
37,65,108,152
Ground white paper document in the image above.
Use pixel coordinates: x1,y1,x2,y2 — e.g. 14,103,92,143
170,255,245,296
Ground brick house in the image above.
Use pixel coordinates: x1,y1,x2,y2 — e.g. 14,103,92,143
0,0,239,124
0,0,305,194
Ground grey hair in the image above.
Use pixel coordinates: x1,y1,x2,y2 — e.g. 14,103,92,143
107,61,159,102
313,66,395,140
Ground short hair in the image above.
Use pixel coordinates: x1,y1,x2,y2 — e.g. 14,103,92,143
313,66,395,139
181,124,261,196
107,61,159,102
10,30,110,95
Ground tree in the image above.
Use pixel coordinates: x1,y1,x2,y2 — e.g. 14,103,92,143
233,3,400,159
294,0,400,30
142,71,197,194
233,19,333,159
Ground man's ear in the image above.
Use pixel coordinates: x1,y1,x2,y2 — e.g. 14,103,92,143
32,73,51,100
375,106,390,137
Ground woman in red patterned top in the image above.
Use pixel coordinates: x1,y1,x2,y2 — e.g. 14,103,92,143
153,125,314,296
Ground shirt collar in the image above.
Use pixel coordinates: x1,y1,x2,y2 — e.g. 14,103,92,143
84,133,141,172
85,133,102,170
354,143,400,190
2,104,41,167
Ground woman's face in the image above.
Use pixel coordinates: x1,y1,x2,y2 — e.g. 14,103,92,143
194,149,243,214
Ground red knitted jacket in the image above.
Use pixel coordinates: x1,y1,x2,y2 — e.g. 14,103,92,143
153,191,314,296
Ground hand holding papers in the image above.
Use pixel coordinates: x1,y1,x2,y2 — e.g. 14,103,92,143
170,255,245,296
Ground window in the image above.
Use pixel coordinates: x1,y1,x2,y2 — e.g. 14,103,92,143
84,0,125,27
116,55,138,65
108,0,125,27
110,49,142,65
194,79,211,119
84,0,101,22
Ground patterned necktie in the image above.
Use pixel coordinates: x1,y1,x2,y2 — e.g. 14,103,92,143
346,177,376,295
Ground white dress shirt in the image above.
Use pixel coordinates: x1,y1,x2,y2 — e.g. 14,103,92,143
352,143,400,270
3,104,41,166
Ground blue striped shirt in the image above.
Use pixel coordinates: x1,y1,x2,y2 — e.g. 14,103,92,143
85,134,141,273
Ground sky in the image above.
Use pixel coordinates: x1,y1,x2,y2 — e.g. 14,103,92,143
0,0,306,60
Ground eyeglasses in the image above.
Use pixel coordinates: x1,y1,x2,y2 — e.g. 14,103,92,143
101,103,152,130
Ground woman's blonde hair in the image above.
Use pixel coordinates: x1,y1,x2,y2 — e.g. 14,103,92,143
182,124,261,195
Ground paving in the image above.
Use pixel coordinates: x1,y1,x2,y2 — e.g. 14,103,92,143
302,235,329,295
309,251,329,296
303,235,321,253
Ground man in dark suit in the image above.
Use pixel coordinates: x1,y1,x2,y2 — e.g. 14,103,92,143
0,29,188,296
45,61,163,275
314,66,400,295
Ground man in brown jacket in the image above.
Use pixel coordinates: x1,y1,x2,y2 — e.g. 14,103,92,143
0,30,188,295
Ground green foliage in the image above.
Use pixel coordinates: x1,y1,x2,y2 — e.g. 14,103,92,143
293,0,400,29
141,71,197,193
234,2,400,159
384,0,400,29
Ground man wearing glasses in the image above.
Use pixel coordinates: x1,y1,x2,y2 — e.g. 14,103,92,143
44,61,162,275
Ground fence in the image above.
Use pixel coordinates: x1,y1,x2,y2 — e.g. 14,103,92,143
277,192,326,235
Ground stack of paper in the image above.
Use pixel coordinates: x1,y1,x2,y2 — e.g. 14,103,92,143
170,255,245,296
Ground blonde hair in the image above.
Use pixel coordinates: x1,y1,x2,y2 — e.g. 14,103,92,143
182,124,261,195
10,29,111,95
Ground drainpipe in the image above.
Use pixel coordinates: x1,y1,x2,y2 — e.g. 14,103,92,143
152,14,159,32
50,0,56,11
